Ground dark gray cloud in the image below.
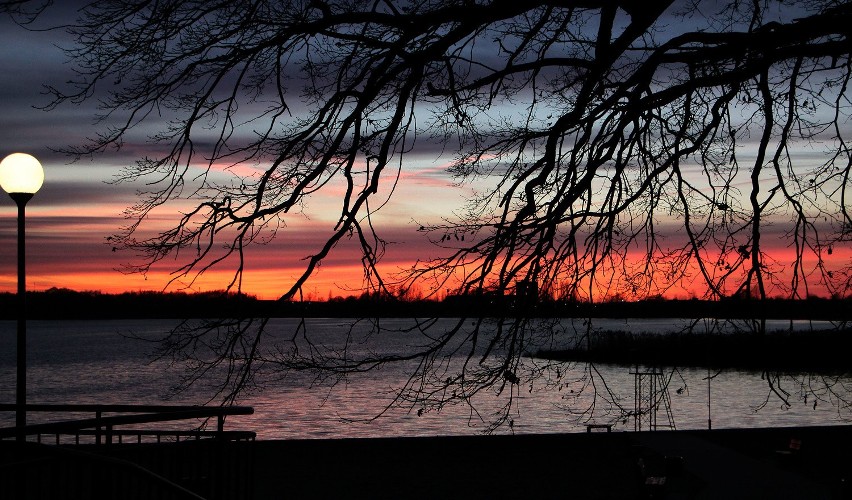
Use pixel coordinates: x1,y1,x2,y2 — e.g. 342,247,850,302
33,179,136,207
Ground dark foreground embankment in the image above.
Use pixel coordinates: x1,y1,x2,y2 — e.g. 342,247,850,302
249,426,852,499
2,425,851,499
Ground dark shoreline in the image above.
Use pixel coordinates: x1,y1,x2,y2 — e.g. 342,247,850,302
535,329,852,373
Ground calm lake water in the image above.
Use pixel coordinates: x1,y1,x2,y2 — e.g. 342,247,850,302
0,318,849,439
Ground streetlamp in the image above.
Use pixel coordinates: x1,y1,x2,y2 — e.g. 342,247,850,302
0,153,44,440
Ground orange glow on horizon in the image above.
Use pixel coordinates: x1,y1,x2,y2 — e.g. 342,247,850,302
2,264,377,301
1,230,847,301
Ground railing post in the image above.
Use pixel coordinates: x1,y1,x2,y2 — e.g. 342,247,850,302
95,410,102,445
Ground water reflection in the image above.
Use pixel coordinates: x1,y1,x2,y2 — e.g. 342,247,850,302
0,319,848,439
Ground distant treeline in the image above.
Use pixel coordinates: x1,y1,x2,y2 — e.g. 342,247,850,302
0,287,849,320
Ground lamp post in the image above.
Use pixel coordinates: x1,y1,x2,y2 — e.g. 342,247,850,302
0,153,44,440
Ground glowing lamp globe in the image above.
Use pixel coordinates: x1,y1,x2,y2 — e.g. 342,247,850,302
0,153,44,195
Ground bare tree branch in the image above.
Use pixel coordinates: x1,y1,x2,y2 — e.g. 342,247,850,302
15,0,852,428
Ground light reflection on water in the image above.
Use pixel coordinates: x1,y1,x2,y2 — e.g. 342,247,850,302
0,318,848,439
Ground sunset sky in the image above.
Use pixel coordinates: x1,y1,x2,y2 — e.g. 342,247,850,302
0,3,847,301
0,6,476,300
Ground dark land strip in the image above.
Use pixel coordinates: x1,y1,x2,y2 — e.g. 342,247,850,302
535,329,852,373
1,288,850,320
2,425,851,498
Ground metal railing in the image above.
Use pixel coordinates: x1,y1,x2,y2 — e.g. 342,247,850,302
0,404,256,500
0,403,255,444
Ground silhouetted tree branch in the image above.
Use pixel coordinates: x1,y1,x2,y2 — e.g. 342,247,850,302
16,0,852,428
0,0,50,20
